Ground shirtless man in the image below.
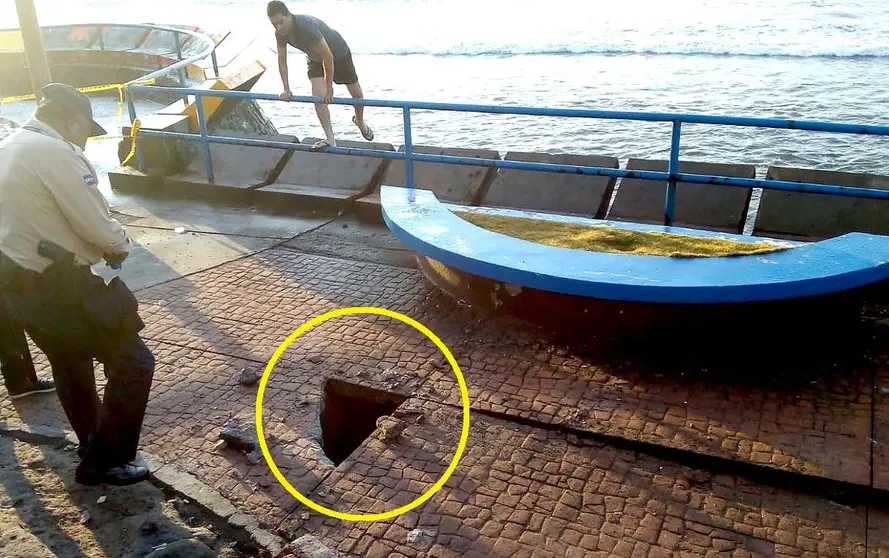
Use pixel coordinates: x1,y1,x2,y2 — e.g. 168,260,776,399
267,1,373,149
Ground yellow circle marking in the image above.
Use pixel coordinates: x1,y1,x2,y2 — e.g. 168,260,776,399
255,306,471,522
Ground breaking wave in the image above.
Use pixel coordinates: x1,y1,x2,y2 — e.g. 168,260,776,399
355,44,889,59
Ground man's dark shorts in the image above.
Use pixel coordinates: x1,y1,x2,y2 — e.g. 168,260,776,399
307,52,358,85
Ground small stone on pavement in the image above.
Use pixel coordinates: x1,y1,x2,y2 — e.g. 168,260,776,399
406,527,437,544
238,367,261,386
191,527,218,548
374,416,407,442
289,534,341,558
144,538,216,558
220,420,257,453
246,450,262,465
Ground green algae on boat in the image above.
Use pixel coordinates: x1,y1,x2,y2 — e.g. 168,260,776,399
455,211,791,258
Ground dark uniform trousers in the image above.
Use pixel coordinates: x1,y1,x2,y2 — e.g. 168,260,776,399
0,294,38,392
0,253,154,469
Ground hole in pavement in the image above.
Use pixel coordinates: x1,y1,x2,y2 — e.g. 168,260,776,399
320,378,407,466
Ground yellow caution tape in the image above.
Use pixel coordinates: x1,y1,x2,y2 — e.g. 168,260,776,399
84,118,142,169
119,118,142,166
0,79,156,104
1,93,35,103
86,135,125,143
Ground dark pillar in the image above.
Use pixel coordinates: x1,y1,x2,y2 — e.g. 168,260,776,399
14,0,52,96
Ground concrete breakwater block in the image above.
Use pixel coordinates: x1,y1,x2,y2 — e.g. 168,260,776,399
381,145,500,204
120,114,192,173
259,137,394,201
171,130,299,189
481,151,619,217
607,158,755,233
754,166,889,240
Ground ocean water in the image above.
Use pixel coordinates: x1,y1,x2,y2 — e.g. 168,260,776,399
3,0,889,175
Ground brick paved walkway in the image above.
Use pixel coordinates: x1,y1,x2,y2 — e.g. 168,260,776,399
287,401,871,558
2,246,888,556
135,250,877,486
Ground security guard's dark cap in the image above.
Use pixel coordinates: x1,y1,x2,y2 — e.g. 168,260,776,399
37,83,107,137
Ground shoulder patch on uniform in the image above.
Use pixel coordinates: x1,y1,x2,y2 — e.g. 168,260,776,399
83,174,97,186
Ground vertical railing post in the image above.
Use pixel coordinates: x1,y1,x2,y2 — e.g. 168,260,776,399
211,50,220,78
126,87,137,124
195,94,214,182
665,120,681,225
174,32,188,101
125,88,144,171
403,107,414,189
97,25,105,52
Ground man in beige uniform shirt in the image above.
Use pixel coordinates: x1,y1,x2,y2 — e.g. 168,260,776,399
0,83,155,486
0,109,54,400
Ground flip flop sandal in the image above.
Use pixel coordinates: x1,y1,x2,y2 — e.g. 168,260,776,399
313,139,333,150
353,116,374,141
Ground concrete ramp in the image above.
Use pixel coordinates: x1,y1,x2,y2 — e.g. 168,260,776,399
481,151,618,217
258,137,393,202
168,130,298,190
754,166,889,240
607,159,755,233
380,145,500,205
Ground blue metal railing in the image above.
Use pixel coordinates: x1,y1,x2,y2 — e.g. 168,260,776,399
125,85,889,225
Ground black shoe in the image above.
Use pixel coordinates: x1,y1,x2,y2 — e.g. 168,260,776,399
8,378,55,400
75,461,150,486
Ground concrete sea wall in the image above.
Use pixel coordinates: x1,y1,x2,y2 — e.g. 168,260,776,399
110,129,889,243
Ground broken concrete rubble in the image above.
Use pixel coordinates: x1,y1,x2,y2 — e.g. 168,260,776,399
288,534,342,558
219,419,257,454
373,415,407,442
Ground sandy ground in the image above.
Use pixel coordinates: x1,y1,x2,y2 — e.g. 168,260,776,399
0,437,254,558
